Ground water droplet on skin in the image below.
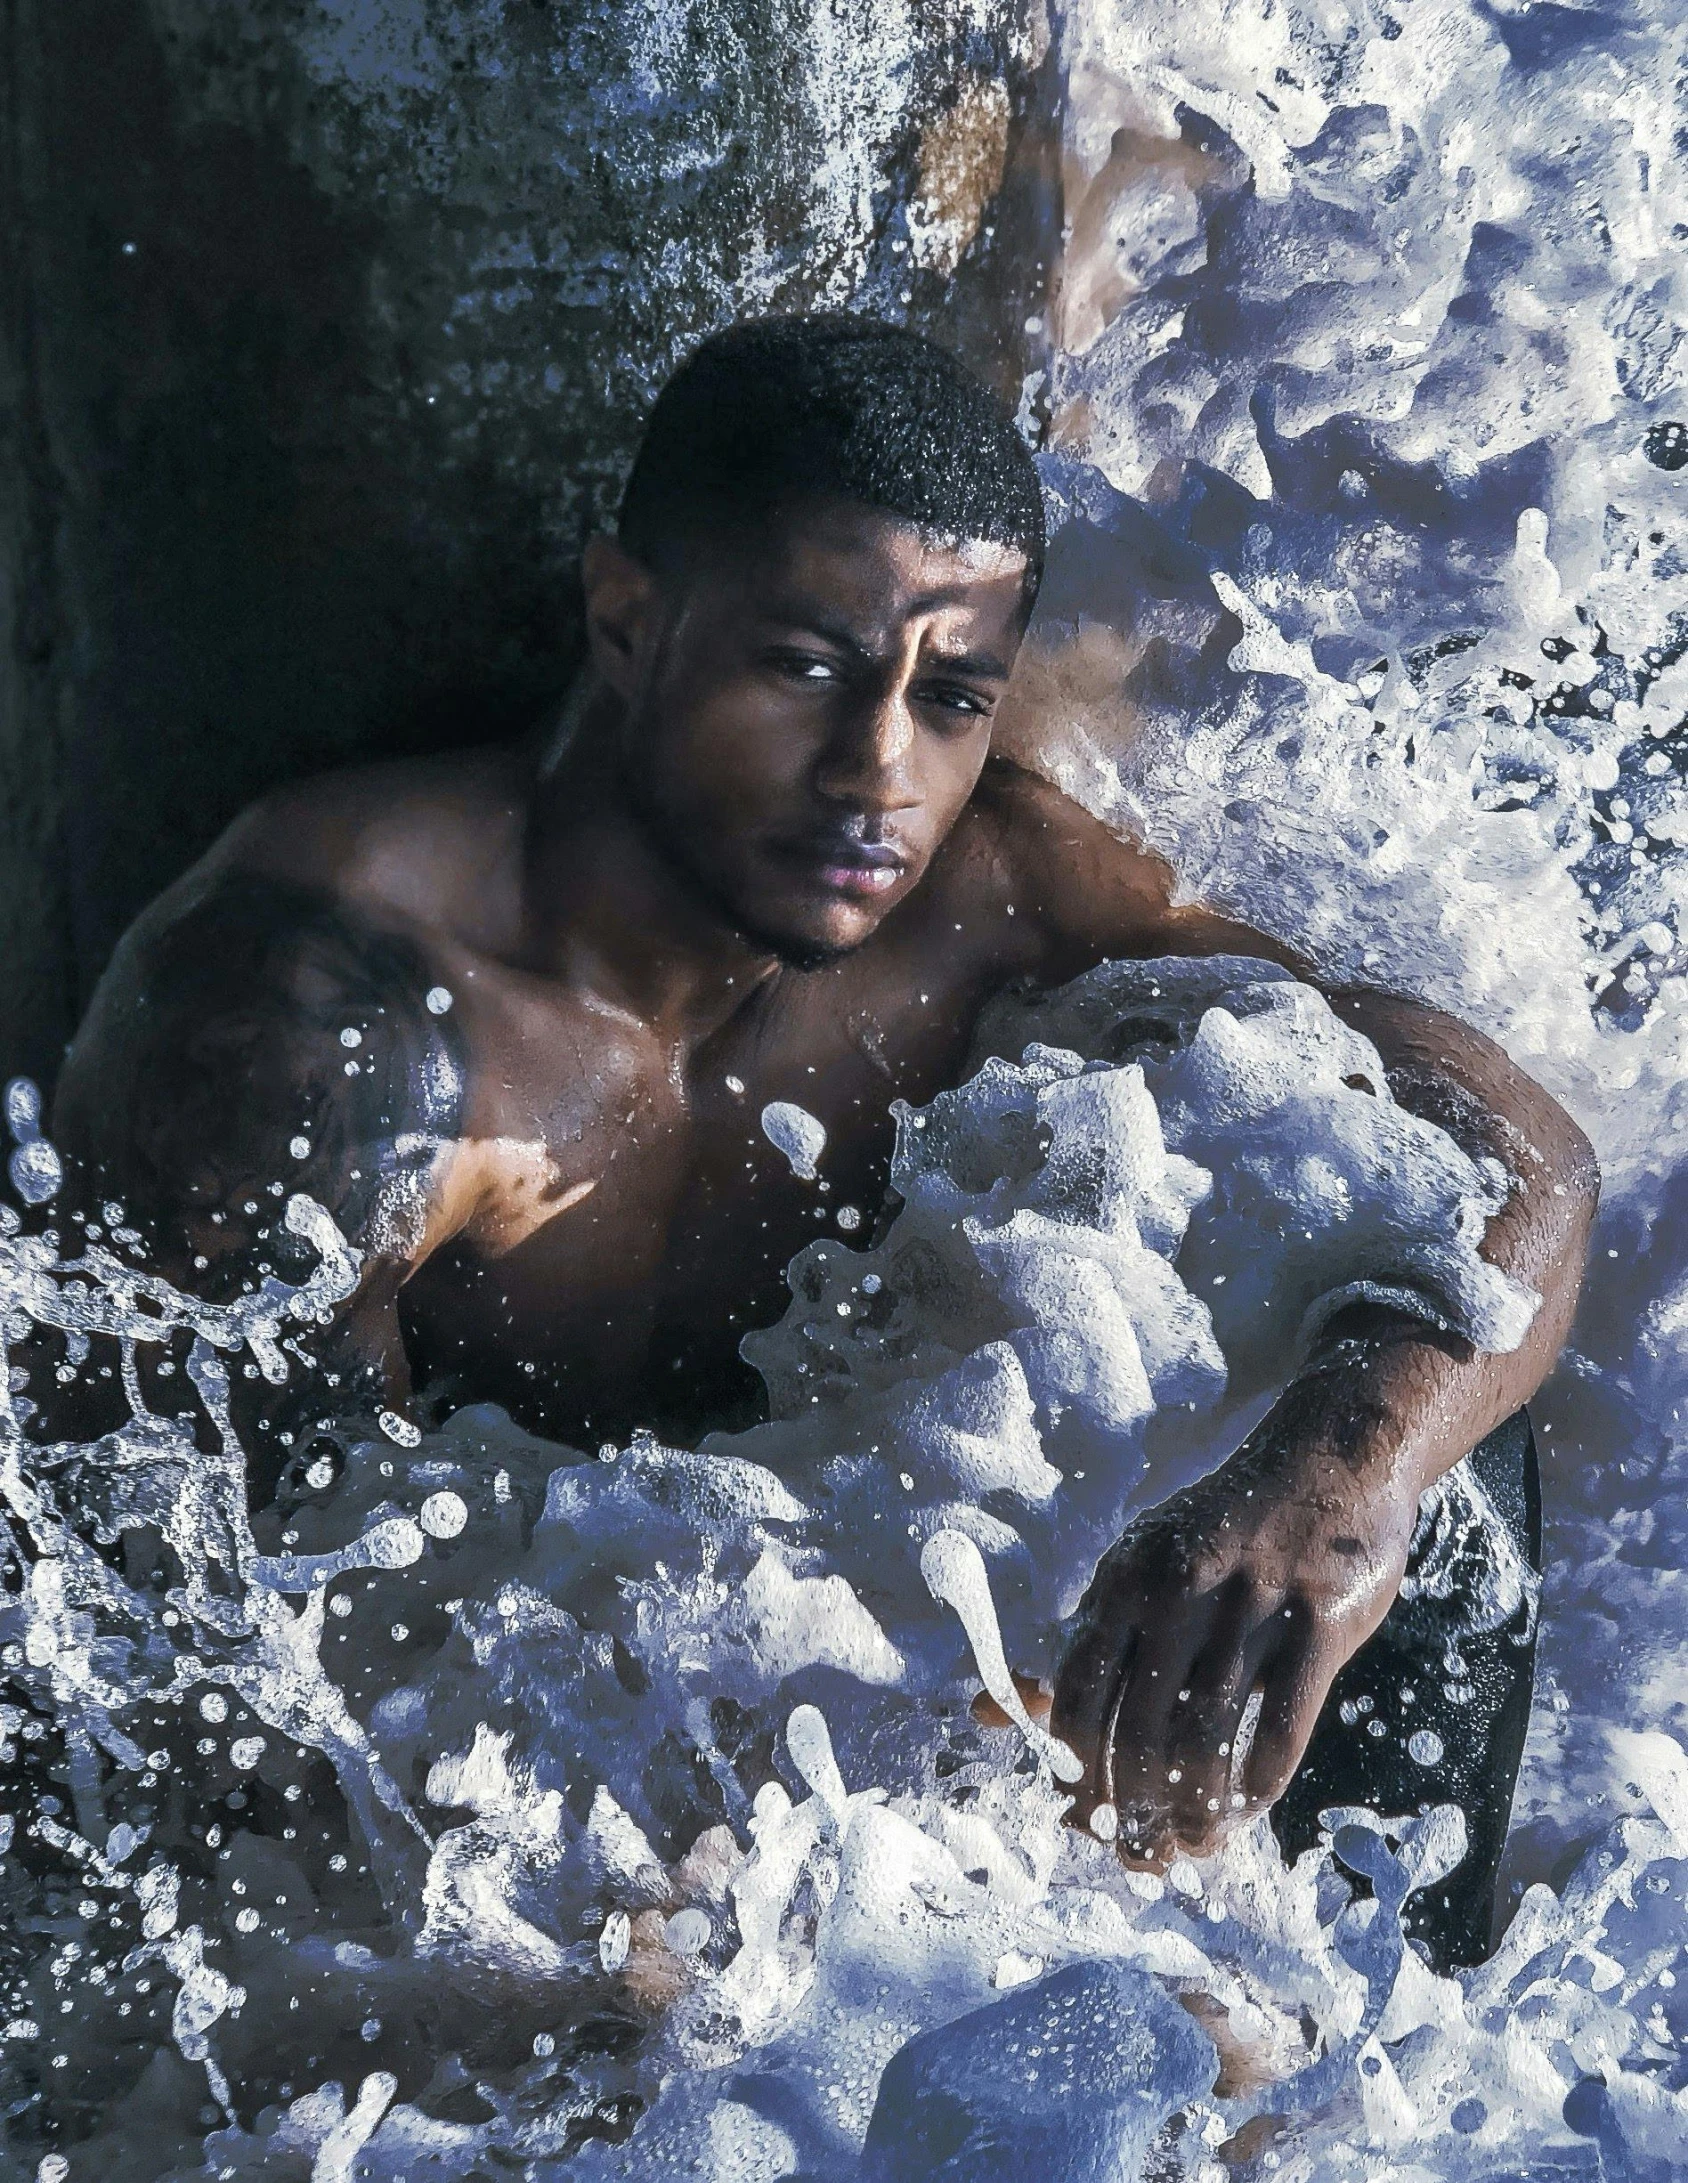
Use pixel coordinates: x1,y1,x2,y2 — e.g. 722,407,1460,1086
378,1410,422,1448
425,986,453,1015
1408,1729,1445,1767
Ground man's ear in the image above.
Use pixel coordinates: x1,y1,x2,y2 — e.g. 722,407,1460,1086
581,534,659,702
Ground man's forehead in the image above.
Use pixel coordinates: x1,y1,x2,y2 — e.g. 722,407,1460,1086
735,498,1031,626
773,496,1026,573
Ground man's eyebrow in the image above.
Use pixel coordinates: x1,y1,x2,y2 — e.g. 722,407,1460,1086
920,644,1013,682
756,603,877,660
755,601,1013,682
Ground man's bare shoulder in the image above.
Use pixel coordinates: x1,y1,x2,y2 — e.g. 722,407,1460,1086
952,757,1178,938
55,853,470,1274
210,743,535,950
947,758,1303,977
51,744,523,1242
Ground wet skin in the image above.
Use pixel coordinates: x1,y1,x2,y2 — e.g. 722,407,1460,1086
54,499,1598,1864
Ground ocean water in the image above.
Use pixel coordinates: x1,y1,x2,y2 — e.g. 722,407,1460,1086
5,0,1688,2175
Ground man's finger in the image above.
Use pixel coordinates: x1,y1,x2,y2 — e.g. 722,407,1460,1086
1052,1611,1140,1800
1104,1618,1203,1816
970,1673,1052,1731
1168,1576,1267,1731
1108,1636,1231,1868
1158,1612,1283,1841
1239,1635,1330,1809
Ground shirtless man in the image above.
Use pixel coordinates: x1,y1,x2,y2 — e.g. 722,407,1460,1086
54,315,1596,1885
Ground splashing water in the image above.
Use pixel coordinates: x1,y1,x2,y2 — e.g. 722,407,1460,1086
9,0,1688,2171
0,949,1678,2179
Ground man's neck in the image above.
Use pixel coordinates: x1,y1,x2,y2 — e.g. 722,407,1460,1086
521,693,780,1045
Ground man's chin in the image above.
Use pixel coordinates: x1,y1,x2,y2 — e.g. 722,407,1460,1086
735,906,867,972
769,934,857,973
725,874,894,969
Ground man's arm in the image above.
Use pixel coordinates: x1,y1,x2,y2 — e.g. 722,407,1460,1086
48,870,471,1500
982,763,1599,1856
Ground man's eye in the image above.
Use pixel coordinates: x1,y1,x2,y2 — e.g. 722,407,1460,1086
919,684,993,718
771,652,839,682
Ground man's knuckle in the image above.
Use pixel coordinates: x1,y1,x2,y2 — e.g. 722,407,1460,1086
1220,1564,1271,1615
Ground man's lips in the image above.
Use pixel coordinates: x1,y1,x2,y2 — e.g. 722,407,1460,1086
772,835,909,899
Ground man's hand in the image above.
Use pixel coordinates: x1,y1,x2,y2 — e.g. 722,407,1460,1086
1050,1427,1423,1864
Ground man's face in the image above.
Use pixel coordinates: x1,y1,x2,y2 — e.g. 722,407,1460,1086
592,500,1031,964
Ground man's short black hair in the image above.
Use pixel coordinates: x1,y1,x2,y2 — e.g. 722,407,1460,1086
618,314,1045,591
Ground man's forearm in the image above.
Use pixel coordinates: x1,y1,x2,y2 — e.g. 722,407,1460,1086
1146,911,1598,1476
1313,987,1598,1503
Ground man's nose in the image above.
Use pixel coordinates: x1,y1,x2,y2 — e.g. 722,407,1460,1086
813,677,920,813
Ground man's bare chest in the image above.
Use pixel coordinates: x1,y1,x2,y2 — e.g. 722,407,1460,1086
397,925,1025,1434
